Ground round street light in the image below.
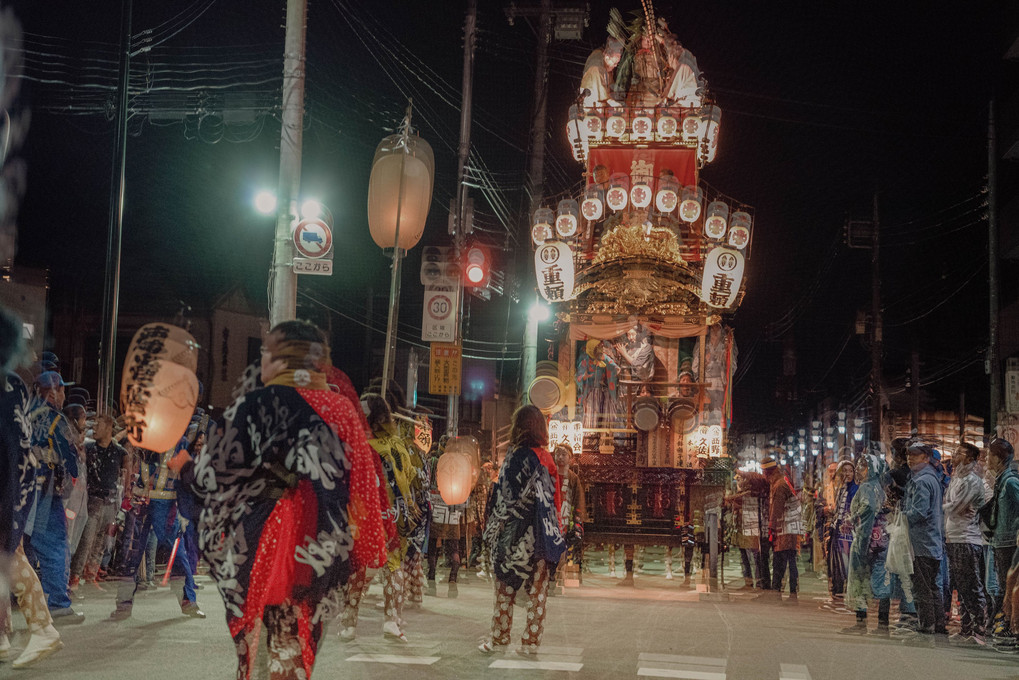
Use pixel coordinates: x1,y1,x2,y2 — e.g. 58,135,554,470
300,199,323,221
529,301,550,323
254,190,277,215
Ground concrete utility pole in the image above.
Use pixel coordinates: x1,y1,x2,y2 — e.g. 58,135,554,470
988,100,1000,435
97,0,132,415
447,0,478,438
269,0,308,326
870,189,883,443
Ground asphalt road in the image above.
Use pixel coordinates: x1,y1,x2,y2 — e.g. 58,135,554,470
4,548,1018,679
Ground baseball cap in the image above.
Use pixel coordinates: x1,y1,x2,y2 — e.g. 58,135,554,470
35,371,73,390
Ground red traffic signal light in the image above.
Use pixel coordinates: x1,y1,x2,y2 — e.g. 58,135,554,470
463,244,490,289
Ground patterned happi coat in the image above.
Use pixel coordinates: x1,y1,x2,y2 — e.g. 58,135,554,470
483,445,566,591
192,383,353,626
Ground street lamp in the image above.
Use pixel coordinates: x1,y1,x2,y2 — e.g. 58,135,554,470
254,190,277,215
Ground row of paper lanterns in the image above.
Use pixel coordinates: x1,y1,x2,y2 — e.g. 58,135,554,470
567,104,721,163
531,182,751,250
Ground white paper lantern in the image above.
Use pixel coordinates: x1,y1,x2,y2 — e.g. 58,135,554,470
656,176,680,213
679,185,703,223
367,133,434,250
445,435,481,486
682,110,704,143
630,182,652,209
556,199,580,238
631,112,654,141
534,240,575,303
605,173,630,212
581,186,604,221
704,201,729,239
606,107,627,138
700,246,745,309
656,110,678,139
584,113,604,142
532,207,555,245
122,360,198,453
728,211,751,249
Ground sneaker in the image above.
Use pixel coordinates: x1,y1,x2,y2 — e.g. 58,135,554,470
665,570,674,580
338,627,356,641
516,644,540,656
68,575,80,591
49,608,85,625
783,593,799,606
425,580,437,597
868,624,890,638
478,639,507,654
110,605,132,621
839,621,868,635
181,601,206,619
11,625,63,669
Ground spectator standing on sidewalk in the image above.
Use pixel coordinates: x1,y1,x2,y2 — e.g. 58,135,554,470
903,443,947,640
842,451,888,634
979,438,1019,645
942,442,988,645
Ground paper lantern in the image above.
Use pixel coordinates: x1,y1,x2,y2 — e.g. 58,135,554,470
728,211,751,249
566,105,588,162
631,111,654,141
681,110,704,143
122,359,198,453
701,105,721,163
531,207,554,245
704,201,729,239
556,199,580,238
581,186,604,221
656,110,678,139
446,435,481,486
656,176,680,213
535,241,575,302
700,246,745,309
606,107,627,138
630,182,652,209
605,173,630,212
367,132,434,250
584,112,604,142
120,323,199,411
679,185,703,223
435,450,473,505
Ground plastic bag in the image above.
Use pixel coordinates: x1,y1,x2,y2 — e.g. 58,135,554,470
884,509,913,576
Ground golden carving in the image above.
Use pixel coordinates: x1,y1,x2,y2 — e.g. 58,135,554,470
593,221,684,266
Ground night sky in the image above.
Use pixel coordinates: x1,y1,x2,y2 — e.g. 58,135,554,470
7,0,1015,431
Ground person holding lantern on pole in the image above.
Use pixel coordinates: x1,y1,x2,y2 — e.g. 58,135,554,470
478,405,565,655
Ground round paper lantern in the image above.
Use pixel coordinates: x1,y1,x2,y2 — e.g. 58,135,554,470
682,110,704,143
446,435,481,486
120,323,199,414
679,185,703,223
605,173,630,212
704,201,729,239
122,360,198,452
367,132,434,250
581,186,604,221
436,450,473,505
631,112,654,141
728,211,751,249
630,182,652,209
655,176,680,213
556,199,580,238
584,113,604,142
606,107,626,138
656,110,678,139
531,207,555,245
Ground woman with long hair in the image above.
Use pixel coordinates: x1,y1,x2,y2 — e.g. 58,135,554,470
827,459,859,608
479,405,565,655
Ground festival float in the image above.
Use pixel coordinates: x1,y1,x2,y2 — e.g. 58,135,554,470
529,6,749,558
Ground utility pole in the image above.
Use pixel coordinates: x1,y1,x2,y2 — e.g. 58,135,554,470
97,0,132,415
870,189,883,444
447,0,478,438
988,100,1000,435
268,0,308,326
525,0,553,218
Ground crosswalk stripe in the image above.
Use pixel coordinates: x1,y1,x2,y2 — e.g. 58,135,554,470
637,653,727,680
637,669,725,680
489,659,584,671
345,653,441,665
779,664,812,680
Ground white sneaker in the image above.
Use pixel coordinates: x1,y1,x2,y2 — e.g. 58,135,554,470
665,570,674,580
338,627,356,641
12,625,63,669
609,567,617,578
382,621,407,642
0,633,10,660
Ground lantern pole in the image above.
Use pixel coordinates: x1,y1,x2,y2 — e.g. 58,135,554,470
268,0,308,326
381,106,413,402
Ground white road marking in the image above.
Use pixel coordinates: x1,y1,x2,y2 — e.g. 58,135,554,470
637,653,727,680
345,653,440,665
779,663,812,680
489,659,584,671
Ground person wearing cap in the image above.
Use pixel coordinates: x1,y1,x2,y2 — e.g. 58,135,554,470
22,370,84,624
979,438,1019,645
759,454,801,603
903,442,947,640
68,413,129,588
942,442,988,644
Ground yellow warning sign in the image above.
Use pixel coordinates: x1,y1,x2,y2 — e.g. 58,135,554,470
429,342,461,395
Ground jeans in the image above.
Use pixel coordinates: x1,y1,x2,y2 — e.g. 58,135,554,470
946,543,986,635
992,545,1017,625
740,548,759,582
913,556,947,634
772,549,798,594
22,493,72,610
872,553,916,617
116,499,197,608
757,537,773,589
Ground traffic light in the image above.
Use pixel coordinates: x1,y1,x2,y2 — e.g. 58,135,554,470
463,243,491,290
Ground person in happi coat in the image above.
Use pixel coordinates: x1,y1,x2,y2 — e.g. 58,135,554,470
177,320,359,680
478,405,565,654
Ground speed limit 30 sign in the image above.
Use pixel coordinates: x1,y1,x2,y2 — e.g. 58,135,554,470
422,286,458,342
